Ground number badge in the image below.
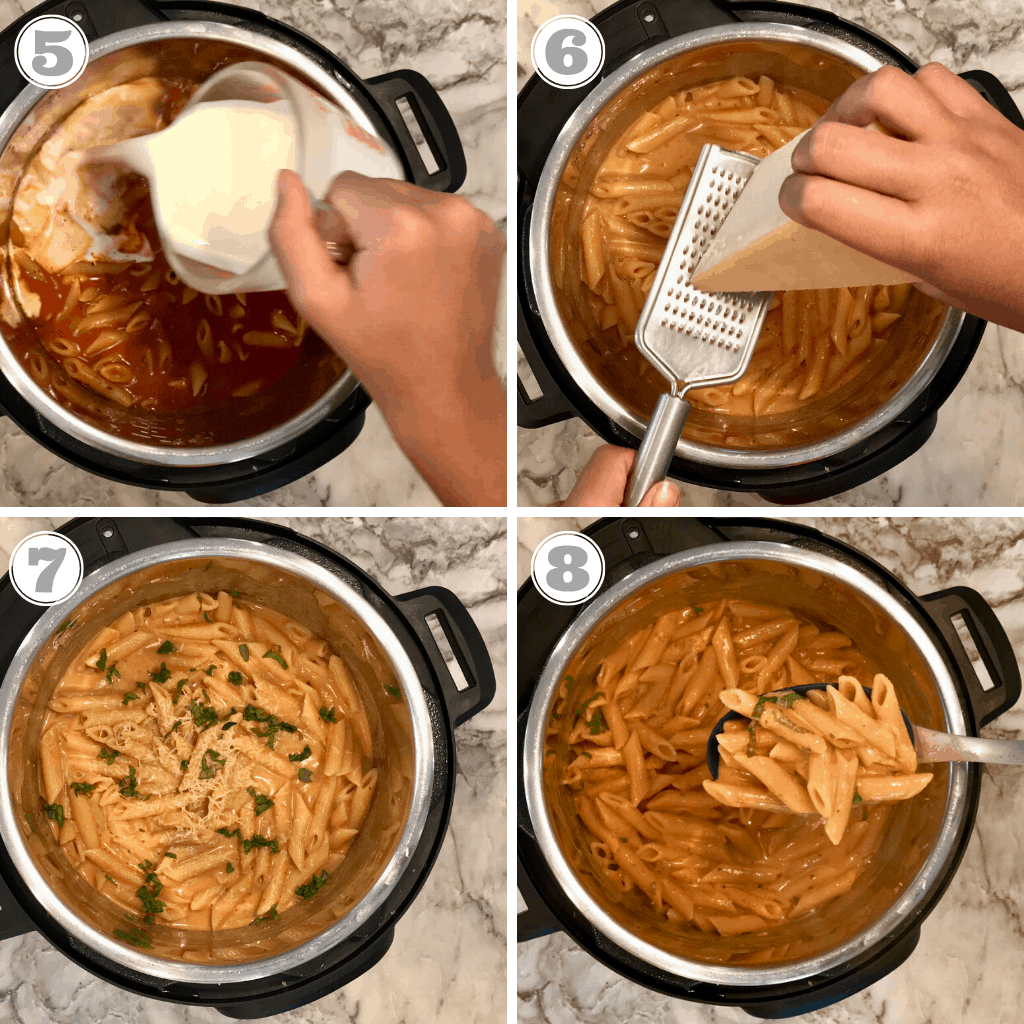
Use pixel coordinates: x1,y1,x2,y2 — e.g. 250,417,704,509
530,531,606,606
14,15,90,90
530,15,605,91
9,532,85,607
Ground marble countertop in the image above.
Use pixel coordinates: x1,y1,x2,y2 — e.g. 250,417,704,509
517,515,1024,1024
517,0,1024,507
0,0,506,508
0,515,507,1024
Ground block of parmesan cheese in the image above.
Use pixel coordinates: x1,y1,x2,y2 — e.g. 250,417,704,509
691,129,915,292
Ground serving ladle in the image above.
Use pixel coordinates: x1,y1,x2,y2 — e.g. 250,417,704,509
706,682,1024,781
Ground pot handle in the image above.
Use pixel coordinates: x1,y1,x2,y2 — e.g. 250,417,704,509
919,586,1022,728
743,927,920,1019
0,0,164,111
363,70,466,194
960,70,1024,130
517,857,562,942
517,290,577,428
394,586,496,727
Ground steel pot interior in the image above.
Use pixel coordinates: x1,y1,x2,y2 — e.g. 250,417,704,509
0,539,434,983
531,25,962,469
523,543,968,986
0,23,369,467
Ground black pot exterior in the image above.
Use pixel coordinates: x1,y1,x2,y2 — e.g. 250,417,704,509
517,517,1021,1017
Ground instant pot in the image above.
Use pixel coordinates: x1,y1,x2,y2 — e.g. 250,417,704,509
517,0,1024,503
0,517,494,1018
0,0,466,502
517,517,1021,1016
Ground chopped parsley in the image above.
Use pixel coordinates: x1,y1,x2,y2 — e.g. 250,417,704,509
751,692,807,721
243,705,297,750
180,759,189,773
122,692,139,706
203,612,212,623
149,663,170,684
298,768,313,783
248,787,274,816
43,802,64,828
564,675,574,692
228,671,243,686
694,606,704,615
295,870,329,899
105,874,115,882
853,792,863,803
289,745,311,762
202,688,211,703
113,926,152,949
96,649,108,671
98,746,120,765
164,852,177,859
70,782,96,796
242,835,279,855
189,698,219,732
106,663,121,684
205,561,213,570
118,766,147,800
163,721,181,741
136,860,164,922
581,751,592,759
588,710,606,736
319,706,338,723
226,862,234,873
384,685,402,700
229,588,240,598
217,827,241,840
263,650,288,670
55,618,77,637
252,904,279,924
173,679,187,704
157,641,175,655
204,665,215,677
199,749,226,780
239,644,250,662
222,721,237,731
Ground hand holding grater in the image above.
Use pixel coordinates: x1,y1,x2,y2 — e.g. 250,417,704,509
624,145,773,506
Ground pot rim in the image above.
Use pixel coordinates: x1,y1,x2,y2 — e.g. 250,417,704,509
0,537,436,983
0,21,369,467
527,22,966,469
522,541,969,985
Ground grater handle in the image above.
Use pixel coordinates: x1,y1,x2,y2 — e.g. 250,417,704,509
625,392,689,506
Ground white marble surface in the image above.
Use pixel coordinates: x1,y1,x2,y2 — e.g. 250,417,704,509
516,0,1024,507
0,515,507,1024
516,515,1024,1023
0,0,506,507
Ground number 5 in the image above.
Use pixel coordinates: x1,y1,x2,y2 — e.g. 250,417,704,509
32,29,74,76
28,547,66,592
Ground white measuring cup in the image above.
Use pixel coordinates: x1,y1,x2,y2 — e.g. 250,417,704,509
88,62,404,294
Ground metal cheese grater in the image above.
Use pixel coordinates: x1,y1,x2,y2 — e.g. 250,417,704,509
624,145,773,506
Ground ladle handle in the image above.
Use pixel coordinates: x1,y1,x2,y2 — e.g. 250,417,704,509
624,391,688,507
914,726,1024,765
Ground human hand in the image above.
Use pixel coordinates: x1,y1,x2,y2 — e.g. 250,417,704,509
268,169,506,506
556,445,681,507
778,63,1024,331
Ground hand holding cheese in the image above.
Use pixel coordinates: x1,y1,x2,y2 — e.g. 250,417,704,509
777,63,1024,332
268,169,506,507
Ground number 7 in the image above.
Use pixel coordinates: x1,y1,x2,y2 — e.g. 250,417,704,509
28,547,66,592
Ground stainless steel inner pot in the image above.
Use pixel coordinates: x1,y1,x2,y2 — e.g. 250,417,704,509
528,24,965,469
522,542,968,985
0,21,374,467
0,538,435,983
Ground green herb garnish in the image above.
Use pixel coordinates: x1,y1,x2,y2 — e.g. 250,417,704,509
289,745,311,762
122,692,138,705
204,665,215,677
263,650,288,669
247,787,274,816
98,746,120,765
164,852,176,858
239,644,249,662
113,926,152,949
163,721,181,741
157,641,175,655
149,663,170,684
228,671,243,685
56,618,77,637
295,870,329,899
199,749,226,780
588,710,606,736
70,782,96,796
180,759,189,772
243,705,297,750
242,835,279,855
105,663,120,684
564,675,574,692
96,649,108,671
203,612,212,623
853,792,863,803
189,698,218,732
217,827,241,839
118,766,147,800
173,679,187,704
43,802,64,828
384,685,402,700
298,768,313,783
252,905,279,924
319,706,338,723
229,589,240,598
226,862,234,873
